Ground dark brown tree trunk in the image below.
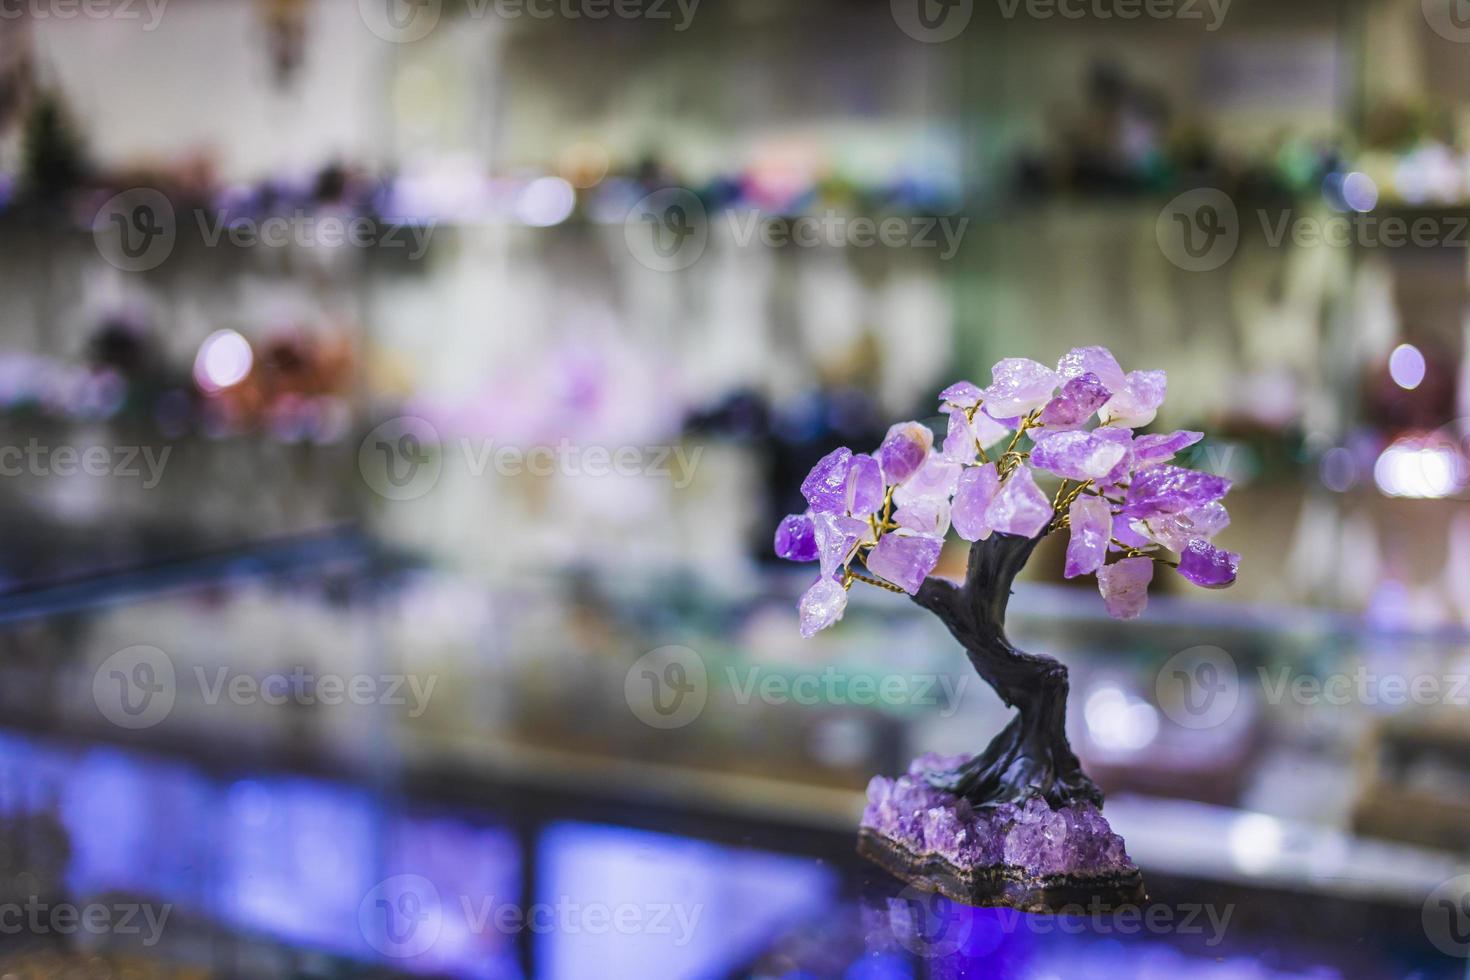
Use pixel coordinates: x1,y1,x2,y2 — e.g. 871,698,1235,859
911,532,1102,809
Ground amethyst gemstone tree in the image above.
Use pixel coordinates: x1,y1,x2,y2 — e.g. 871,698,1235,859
775,347,1239,911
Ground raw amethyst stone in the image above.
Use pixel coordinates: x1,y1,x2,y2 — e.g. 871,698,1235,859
1031,430,1128,482
1097,557,1153,619
801,447,853,514
1142,500,1230,552
1056,346,1126,392
938,380,983,408
1038,372,1111,430
1123,464,1231,520
1064,496,1111,578
865,533,943,595
941,407,978,463
1100,370,1167,429
985,466,1052,539
952,462,999,542
860,753,1138,879
894,453,961,506
877,423,933,486
1092,426,1134,486
1177,538,1240,588
895,498,951,538
982,358,1059,418
845,453,885,517
799,578,848,638
774,512,817,562
814,512,870,579
1132,429,1202,469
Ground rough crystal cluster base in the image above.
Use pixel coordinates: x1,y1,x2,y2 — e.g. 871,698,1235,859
859,754,1146,913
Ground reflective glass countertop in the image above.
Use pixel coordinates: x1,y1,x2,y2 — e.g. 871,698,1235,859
0,533,1461,978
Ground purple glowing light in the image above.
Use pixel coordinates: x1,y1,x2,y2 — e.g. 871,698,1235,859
1388,343,1426,390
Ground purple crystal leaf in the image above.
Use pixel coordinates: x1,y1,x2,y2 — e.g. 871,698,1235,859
940,407,977,463
1097,557,1154,619
1099,370,1167,429
894,452,962,506
1132,430,1203,469
813,512,870,579
1110,516,1154,550
1030,430,1129,482
877,422,933,486
1123,464,1231,519
938,380,983,409
984,465,1052,538
982,358,1059,418
865,533,944,595
774,512,817,563
1177,538,1240,588
1143,500,1230,552
895,497,951,538
800,447,853,514
1065,496,1111,579
1038,372,1111,430
845,453,885,517
1057,346,1126,392
952,462,1000,542
799,577,848,638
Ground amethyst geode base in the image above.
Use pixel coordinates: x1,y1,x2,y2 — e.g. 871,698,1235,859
859,754,1145,912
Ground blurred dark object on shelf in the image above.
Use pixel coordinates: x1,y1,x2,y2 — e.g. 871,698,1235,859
21,90,90,203
1353,714,1470,852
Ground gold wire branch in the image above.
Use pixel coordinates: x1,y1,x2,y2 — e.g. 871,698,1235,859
845,570,908,594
